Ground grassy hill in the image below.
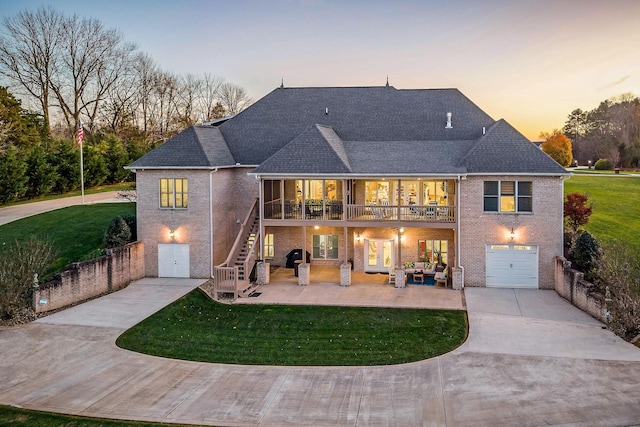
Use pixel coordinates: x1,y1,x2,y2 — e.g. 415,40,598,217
0,203,136,276
564,175,640,250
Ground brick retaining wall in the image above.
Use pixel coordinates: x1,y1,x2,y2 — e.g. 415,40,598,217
34,242,144,313
554,256,606,323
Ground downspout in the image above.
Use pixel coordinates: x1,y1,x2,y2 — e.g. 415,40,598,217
256,174,263,261
210,168,218,278
457,175,465,288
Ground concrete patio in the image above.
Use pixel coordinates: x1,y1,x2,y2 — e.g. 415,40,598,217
235,266,464,310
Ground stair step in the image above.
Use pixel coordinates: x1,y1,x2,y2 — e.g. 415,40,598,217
238,282,258,298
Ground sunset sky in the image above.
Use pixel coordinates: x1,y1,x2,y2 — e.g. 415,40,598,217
1,0,639,140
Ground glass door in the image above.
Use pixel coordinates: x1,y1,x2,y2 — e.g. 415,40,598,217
364,239,394,272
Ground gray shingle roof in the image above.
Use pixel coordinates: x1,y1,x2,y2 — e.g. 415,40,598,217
220,86,495,165
345,140,473,175
127,126,234,169
127,85,568,177
253,125,351,174
460,120,567,174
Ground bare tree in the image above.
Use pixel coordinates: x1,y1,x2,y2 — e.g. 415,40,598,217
0,6,64,129
176,73,202,127
48,14,136,136
199,73,224,121
131,52,158,135
218,82,251,116
152,70,180,137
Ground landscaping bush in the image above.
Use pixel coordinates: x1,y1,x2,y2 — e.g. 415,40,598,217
103,216,131,249
122,214,137,241
572,231,600,280
597,242,640,341
594,158,613,170
0,237,57,321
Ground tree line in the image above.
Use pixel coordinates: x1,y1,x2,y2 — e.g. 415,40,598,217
562,93,640,168
0,6,251,140
0,6,253,205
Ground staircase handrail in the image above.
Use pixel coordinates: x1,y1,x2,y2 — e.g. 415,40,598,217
218,198,259,268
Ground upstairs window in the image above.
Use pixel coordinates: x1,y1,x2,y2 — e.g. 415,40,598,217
160,178,188,209
484,181,532,213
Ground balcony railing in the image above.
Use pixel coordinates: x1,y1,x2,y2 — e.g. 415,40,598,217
264,200,455,223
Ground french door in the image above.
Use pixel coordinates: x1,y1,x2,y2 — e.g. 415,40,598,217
364,239,394,272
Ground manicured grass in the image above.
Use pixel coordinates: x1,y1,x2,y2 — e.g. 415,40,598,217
570,169,640,175
0,405,206,427
2,183,134,207
0,203,136,275
564,175,640,250
117,289,467,366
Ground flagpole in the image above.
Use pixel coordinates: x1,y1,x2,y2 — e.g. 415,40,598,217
80,139,85,205
78,121,85,205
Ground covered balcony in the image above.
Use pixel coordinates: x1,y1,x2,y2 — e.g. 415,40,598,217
262,178,456,224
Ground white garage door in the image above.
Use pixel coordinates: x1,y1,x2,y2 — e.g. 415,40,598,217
158,244,190,278
486,244,538,288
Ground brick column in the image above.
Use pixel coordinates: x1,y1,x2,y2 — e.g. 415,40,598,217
395,269,406,288
298,263,310,286
256,262,270,285
451,267,462,290
340,262,351,286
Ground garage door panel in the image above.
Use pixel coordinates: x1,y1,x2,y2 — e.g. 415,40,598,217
486,244,537,288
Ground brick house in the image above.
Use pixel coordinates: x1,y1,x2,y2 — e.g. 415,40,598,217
127,85,567,291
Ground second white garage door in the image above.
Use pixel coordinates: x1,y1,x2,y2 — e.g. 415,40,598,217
486,244,538,288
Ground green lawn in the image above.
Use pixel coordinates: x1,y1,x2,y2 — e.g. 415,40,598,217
0,405,206,427
1,183,134,207
0,203,136,275
117,289,467,366
564,175,640,250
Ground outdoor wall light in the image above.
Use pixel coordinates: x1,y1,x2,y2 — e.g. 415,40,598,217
169,228,176,241
314,225,320,230
509,227,516,241
356,231,361,242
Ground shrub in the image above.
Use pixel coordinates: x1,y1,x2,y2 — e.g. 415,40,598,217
0,237,57,320
564,192,593,234
594,158,612,170
103,216,131,249
572,231,600,280
597,242,640,340
122,214,137,241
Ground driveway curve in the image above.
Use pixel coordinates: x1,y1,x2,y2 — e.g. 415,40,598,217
1,279,639,426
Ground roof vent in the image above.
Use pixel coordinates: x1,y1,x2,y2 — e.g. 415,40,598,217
482,126,486,135
325,107,329,115
445,112,453,129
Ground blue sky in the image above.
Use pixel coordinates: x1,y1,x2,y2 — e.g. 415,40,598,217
1,0,639,139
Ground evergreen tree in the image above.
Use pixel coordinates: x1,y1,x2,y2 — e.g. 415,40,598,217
25,145,57,198
104,216,131,248
0,146,28,203
50,138,79,193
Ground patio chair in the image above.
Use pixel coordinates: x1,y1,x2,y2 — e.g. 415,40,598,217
388,269,396,285
305,204,322,219
330,201,343,219
435,269,448,288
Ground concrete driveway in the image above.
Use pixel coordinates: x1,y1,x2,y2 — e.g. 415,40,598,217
1,279,639,426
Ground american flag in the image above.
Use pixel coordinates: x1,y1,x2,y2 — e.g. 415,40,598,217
77,122,84,146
